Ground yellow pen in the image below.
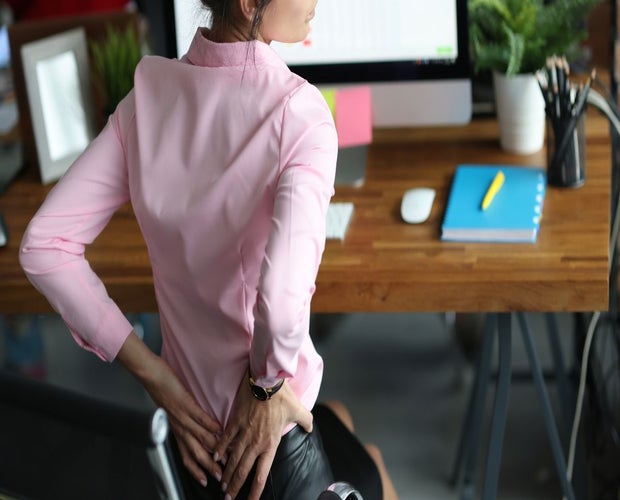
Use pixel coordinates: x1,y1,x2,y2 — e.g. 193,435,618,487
481,170,505,210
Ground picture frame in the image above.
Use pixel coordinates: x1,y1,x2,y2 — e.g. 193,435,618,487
8,11,138,182
20,27,96,184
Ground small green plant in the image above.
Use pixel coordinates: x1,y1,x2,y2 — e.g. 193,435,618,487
91,24,142,116
469,0,603,76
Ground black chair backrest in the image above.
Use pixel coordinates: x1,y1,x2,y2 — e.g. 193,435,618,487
0,370,184,500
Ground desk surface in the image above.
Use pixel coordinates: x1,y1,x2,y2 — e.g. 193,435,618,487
0,113,611,314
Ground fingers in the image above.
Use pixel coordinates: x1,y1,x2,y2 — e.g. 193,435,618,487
166,389,222,451
177,393,222,438
184,411,220,452
217,425,245,494
280,382,313,433
170,420,223,484
213,412,263,497
222,445,260,499
296,406,313,433
212,420,237,465
223,434,279,500
247,447,278,500
169,396,224,484
176,438,210,487
187,398,222,434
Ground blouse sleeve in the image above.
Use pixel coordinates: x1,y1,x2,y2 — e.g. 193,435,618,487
19,94,135,362
249,83,338,387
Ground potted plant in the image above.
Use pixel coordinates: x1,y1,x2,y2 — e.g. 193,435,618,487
469,0,603,154
90,24,142,121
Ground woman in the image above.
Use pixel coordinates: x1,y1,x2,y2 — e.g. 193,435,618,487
19,0,396,498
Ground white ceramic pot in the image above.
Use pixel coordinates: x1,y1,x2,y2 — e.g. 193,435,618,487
493,71,546,155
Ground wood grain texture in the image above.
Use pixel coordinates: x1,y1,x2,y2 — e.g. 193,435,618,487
0,111,611,314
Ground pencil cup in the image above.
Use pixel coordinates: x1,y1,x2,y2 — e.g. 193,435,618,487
546,115,586,188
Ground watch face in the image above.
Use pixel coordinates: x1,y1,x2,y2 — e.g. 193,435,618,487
249,376,283,401
251,385,269,401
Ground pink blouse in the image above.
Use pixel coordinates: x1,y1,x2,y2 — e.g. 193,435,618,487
19,29,338,426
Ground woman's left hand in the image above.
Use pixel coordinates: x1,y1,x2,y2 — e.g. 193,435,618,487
115,331,223,486
214,374,313,500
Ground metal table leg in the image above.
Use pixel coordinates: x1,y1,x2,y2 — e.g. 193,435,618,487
452,314,495,499
481,313,512,500
518,312,576,500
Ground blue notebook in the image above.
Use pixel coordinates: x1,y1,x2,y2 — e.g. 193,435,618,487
441,165,546,243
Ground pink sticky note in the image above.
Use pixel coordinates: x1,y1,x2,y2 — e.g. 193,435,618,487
335,86,373,148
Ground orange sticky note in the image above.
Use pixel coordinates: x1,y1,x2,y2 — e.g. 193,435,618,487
335,86,372,148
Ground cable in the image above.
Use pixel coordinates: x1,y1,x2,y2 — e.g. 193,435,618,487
563,88,620,491
586,90,620,259
565,310,600,484
587,89,620,144
592,77,620,123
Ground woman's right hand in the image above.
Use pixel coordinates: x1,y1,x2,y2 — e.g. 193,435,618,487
213,373,313,500
116,332,223,487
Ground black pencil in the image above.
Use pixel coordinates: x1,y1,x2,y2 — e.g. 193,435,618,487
548,70,593,169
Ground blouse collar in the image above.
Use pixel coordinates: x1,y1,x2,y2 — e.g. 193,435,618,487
185,28,289,70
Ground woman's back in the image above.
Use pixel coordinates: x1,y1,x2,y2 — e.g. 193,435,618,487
113,31,337,425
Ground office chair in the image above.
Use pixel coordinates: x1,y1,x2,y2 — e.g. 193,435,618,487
0,370,363,500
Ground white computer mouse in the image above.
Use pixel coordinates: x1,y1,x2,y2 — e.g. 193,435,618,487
400,187,436,224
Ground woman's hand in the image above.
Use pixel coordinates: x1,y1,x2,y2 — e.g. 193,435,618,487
214,374,313,500
142,359,224,487
116,332,223,487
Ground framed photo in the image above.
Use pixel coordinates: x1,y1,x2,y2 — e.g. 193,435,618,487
20,28,96,184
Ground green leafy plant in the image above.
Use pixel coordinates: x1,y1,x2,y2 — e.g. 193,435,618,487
469,0,603,76
90,24,142,116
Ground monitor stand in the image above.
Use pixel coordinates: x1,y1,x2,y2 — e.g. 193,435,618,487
334,145,367,187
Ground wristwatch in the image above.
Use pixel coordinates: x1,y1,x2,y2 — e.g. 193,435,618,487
248,374,284,401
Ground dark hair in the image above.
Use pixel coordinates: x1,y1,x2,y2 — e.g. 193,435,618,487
200,0,273,40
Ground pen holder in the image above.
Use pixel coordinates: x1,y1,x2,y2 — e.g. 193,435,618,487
546,114,586,188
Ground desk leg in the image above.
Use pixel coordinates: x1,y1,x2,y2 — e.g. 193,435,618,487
481,313,512,500
544,312,573,431
517,313,576,500
453,314,495,500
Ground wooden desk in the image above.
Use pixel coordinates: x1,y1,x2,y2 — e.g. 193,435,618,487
1,113,610,315
319,114,611,313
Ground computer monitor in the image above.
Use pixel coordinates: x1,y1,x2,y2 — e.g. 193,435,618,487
169,0,472,128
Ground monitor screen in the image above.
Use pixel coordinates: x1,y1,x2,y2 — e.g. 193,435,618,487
171,0,471,127
272,2,460,66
